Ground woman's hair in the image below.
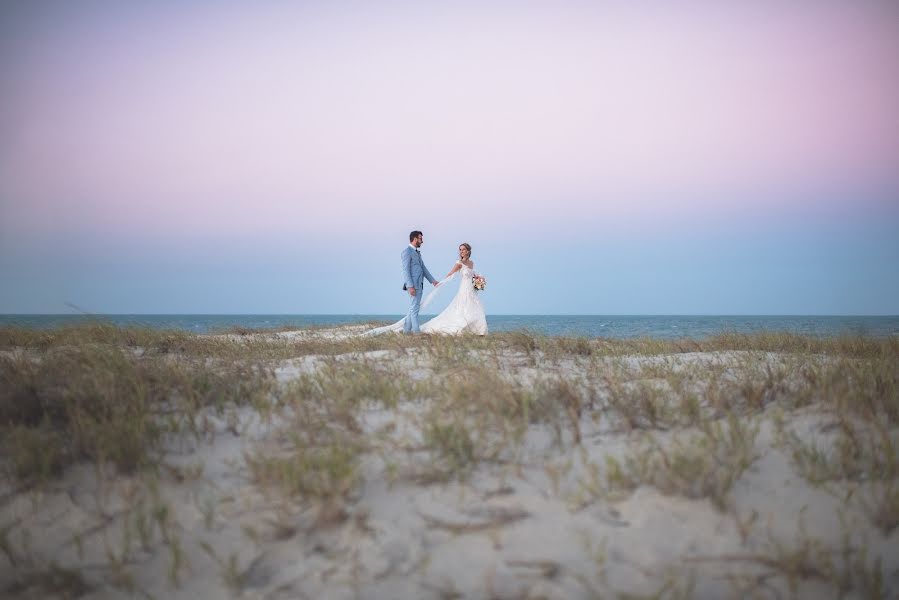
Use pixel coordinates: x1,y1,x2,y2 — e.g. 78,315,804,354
459,242,472,258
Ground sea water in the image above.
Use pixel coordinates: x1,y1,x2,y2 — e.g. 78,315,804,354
2,314,897,339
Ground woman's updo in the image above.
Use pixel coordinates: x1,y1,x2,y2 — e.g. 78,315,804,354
459,243,472,259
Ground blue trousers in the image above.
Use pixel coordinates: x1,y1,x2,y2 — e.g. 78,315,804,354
404,287,422,333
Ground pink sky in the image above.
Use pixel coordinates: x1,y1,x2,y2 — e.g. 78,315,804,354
1,0,897,244
1,1,898,314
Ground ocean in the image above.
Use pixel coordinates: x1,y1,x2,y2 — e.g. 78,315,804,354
1,314,897,339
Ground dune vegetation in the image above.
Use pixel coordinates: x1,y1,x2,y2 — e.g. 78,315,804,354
0,323,896,598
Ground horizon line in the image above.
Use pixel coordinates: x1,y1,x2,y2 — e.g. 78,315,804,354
2,313,898,318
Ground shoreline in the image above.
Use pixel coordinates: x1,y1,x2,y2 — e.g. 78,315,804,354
2,314,898,340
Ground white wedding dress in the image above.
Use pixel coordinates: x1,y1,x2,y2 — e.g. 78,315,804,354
422,261,488,335
365,261,488,336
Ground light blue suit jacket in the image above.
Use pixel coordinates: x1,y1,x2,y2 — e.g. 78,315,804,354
401,246,437,291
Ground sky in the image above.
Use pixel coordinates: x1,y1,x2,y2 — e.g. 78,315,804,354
1,0,898,315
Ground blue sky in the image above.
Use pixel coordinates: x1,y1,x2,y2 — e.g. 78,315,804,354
2,204,897,314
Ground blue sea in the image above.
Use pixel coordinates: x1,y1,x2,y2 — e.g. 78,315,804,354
1,315,897,340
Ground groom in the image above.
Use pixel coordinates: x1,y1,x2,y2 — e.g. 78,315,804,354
402,230,440,334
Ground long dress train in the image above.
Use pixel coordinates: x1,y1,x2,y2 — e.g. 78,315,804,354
365,261,488,336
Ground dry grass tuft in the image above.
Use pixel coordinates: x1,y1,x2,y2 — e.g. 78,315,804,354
584,413,760,509
0,341,277,485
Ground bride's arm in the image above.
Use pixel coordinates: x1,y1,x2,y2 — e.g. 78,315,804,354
444,261,462,279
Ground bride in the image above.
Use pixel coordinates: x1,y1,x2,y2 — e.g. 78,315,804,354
367,242,488,336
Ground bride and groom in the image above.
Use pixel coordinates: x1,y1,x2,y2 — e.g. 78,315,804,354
368,230,488,336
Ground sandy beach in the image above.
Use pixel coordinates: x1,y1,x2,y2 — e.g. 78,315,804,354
1,325,897,599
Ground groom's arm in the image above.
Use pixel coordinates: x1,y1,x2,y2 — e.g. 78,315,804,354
401,248,415,290
422,260,438,285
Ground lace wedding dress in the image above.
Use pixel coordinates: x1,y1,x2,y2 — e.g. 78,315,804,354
365,261,488,336
421,261,488,335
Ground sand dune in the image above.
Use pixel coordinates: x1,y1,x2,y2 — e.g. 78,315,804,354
1,328,896,598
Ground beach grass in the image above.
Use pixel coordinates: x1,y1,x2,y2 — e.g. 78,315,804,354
1,323,896,487
0,322,896,598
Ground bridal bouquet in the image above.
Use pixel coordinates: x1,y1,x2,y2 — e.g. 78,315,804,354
472,274,487,292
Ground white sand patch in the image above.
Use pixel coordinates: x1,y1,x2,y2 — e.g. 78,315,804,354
2,346,896,599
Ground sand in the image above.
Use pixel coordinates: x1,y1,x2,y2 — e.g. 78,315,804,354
1,333,896,599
